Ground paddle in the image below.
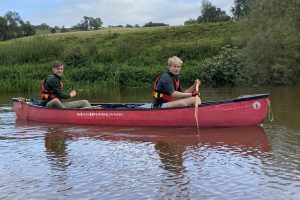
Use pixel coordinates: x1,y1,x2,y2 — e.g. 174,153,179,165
194,80,201,133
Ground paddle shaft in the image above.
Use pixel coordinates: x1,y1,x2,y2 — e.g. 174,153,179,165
195,81,200,132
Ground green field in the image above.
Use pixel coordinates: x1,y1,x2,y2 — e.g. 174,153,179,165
0,22,242,92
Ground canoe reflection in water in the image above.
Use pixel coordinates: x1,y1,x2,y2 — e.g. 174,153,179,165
15,120,271,174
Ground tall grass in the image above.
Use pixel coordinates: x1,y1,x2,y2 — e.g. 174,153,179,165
0,36,62,65
0,22,243,92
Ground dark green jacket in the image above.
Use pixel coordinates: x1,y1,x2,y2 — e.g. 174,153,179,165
43,74,71,101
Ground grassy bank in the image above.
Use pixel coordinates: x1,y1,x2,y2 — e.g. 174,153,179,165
0,22,242,92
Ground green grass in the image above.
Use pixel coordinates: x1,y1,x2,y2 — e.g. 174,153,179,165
0,22,243,92
35,29,52,35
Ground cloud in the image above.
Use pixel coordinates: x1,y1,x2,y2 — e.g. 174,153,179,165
28,0,233,27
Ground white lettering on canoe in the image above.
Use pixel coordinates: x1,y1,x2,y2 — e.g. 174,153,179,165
223,105,250,111
76,112,124,117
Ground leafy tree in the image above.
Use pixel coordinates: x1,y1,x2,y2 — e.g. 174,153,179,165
20,21,35,36
108,25,124,28
0,16,8,40
5,11,23,38
134,24,140,28
231,0,252,20
243,0,300,85
61,25,69,33
89,17,103,30
82,16,90,30
71,16,103,30
125,24,133,28
36,23,50,30
0,11,35,40
184,18,197,25
143,22,169,27
50,27,56,33
197,0,231,23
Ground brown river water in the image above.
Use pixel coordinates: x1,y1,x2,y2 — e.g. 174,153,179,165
0,86,300,199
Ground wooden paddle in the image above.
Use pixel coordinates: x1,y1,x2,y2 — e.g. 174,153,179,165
194,80,201,133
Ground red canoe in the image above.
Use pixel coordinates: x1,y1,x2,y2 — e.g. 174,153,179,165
12,94,269,127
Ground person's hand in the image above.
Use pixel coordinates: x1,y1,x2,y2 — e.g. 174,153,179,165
192,91,200,96
194,79,201,86
70,90,77,97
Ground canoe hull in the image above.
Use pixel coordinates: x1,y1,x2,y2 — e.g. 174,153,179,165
12,95,269,127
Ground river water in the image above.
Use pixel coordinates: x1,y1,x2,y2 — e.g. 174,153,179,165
0,86,300,200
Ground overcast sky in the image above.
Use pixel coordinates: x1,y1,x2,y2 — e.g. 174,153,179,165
0,0,234,27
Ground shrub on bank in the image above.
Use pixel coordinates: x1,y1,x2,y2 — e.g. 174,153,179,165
200,46,247,87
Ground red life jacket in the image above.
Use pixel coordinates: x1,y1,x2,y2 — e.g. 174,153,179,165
41,78,63,100
152,75,180,102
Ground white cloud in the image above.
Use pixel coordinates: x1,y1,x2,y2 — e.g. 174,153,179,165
30,0,233,27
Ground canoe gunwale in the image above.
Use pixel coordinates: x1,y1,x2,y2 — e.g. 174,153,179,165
12,93,269,111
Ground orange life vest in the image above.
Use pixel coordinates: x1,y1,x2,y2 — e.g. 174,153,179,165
41,78,63,100
152,74,180,103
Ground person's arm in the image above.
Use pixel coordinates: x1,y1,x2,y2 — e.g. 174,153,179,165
172,79,201,98
171,91,193,98
184,79,201,93
48,78,72,99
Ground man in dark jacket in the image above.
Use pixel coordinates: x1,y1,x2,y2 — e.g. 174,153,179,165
152,56,201,108
41,61,91,109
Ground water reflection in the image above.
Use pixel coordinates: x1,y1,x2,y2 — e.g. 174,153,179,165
154,141,191,199
3,86,300,199
44,128,71,170
155,141,185,174
14,121,271,199
15,120,271,166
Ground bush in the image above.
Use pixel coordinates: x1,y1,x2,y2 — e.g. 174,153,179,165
200,46,247,86
62,43,98,67
271,64,293,85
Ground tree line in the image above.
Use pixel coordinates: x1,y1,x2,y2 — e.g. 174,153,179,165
0,11,35,41
0,0,249,41
184,0,250,25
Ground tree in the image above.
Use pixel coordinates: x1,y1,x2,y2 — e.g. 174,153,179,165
184,18,197,25
20,21,35,36
61,25,69,33
125,24,133,28
143,22,169,27
36,23,50,30
89,17,103,30
134,24,140,28
71,16,103,30
231,0,252,20
0,11,35,41
82,16,90,30
243,0,300,85
0,16,8,40
50,27,56,33
197,0,231,23
5,11,23,38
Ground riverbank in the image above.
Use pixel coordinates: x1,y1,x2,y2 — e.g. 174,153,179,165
0,22,241,92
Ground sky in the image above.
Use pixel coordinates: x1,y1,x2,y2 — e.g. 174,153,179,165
0,0,234,27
